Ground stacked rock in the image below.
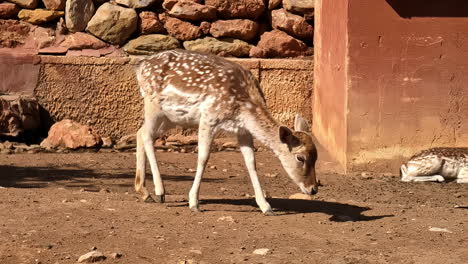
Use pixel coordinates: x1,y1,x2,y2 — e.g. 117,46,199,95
0,0,314,58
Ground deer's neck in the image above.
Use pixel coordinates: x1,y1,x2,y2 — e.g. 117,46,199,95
240,106,288,157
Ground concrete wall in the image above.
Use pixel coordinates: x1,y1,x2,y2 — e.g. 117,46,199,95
314,0,468,173
0,52,313,139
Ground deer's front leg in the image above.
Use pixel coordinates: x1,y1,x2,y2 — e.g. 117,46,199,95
238,130,274,215
189,121,215,212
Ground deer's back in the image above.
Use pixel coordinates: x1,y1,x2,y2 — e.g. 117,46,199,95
136,49,266,110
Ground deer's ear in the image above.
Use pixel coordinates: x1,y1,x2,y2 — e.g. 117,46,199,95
279,126,300,148
294,114,310,132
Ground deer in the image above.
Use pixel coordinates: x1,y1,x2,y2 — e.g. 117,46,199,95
401,147,468,183
134,49,318,215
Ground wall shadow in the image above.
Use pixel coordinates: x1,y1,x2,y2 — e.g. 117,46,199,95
386,0,468,18
203,198,393,222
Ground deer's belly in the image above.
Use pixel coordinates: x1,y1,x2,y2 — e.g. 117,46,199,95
161,101,201,127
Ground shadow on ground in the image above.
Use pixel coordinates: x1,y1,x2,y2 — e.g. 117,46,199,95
0,165,222,189
202,198,394,222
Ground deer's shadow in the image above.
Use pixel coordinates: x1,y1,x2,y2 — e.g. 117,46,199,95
201,198,393,222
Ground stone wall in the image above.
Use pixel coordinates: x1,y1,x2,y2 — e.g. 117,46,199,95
1,53,313,139
0,0,314,58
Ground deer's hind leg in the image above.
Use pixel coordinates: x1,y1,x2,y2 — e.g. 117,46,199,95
135,99,174,203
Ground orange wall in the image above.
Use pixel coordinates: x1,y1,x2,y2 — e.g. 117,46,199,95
346,0,468,171
312,0,349,171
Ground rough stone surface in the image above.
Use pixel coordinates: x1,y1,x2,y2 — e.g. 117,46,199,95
43,0,66,10
18,9,64,25
123,34,180,55
209,19,259,41
115,0,160,9
65,0,95,32
282,0,314,15
205,0,265,19
163,16,203,41
0,95,41,137
183,37,251,57
251,30,310,58
271,8,313,41
268,0,281,10
165,0,216,21
59,32,109,50
0,3,20,19
0,19,31,48
77,250,107,263
40,119,102,149
86,3,137,45
5,0,38,9
139,11,165,35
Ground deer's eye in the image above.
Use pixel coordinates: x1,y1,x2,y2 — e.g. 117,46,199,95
295,154,307,164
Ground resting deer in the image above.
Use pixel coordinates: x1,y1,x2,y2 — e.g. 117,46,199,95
134,49,318,215
401,147,468,183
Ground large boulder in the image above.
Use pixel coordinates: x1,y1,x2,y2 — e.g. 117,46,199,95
271,9,313,41
163,15,203,41
115,0,161,8
139,11,165,35
0,3,20,19
18,9,64,25
5,0,38,9
282,0,314,15
86,3,137,45
42,0,66,10
40,119,102,149
0,95,41,137
204,0,265,20
59,32,109,50
250,30,310,58
164,0,216,21
183,37,251,57
65,0,95,32
123,34,180,55
210,19,259,42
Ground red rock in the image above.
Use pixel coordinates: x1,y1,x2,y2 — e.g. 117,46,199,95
282,0,314,16
0,3,20,19
205,0,265,19
0,19,31,48
6,0,38,9
210,19,259,41
271,9,313,41
165,0,217,21
139,11,165,35
199,21,211,34
162,0,202,10
251,30,310,58
60,32,108,50
163,16,203,41
38,46,68,54
43,0,66,10
40,119,102,149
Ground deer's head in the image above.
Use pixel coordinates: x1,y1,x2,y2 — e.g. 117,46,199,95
278,115,318,195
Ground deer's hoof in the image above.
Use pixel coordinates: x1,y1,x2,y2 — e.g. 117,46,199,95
190,206,202,213
143,195,156,203
264,210,276,216
154,194,165,203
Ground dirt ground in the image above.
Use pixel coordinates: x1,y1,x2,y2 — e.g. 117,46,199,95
0,149,467,264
